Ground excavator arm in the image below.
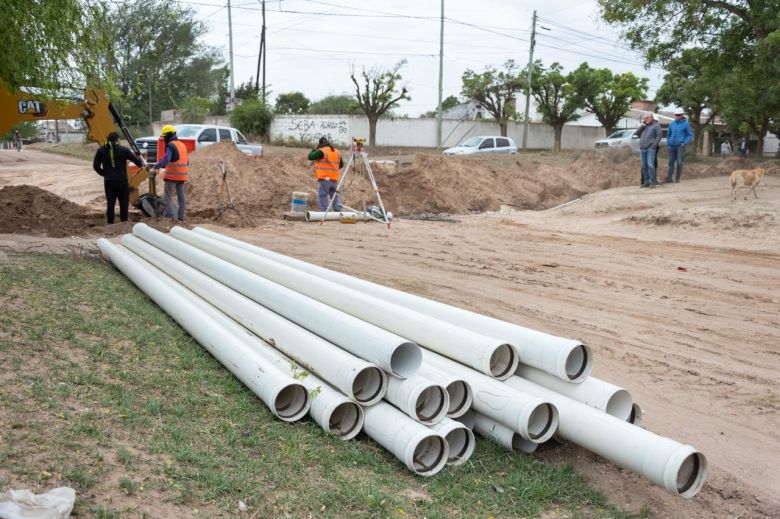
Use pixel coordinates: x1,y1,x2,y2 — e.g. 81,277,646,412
0,84,159,209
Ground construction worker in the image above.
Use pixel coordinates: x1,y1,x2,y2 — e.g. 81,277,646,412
150,125,189,221
13,130,22,151
308,136,343,211
92,131,144,224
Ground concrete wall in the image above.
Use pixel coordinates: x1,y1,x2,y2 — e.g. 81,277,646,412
270,115,606,150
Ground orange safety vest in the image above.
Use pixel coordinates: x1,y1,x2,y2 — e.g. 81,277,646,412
162,140,189,182
314,146,341,181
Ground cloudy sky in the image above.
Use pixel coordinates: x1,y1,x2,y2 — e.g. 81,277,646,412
187,0,667,116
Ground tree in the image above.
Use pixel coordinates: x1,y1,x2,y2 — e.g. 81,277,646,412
350,61,410,146
275,92,310,115
569,64,648,136
461,60,524,136
181,97,212,124
231,100,274,138
655,49,721,156
527,62,583,152
1,0,112,94
308,95,363,115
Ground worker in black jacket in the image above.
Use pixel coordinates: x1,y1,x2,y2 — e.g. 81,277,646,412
93,132,144,224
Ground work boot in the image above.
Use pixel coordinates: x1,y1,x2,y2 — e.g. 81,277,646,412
674,175,680,183
648,183,656,189
640,183,648,188
663,177,674,184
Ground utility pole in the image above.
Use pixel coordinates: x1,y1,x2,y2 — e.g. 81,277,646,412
261,0,267,103
148,72,153,133
227,0,236,108
436,0,444,148
522,10,536,150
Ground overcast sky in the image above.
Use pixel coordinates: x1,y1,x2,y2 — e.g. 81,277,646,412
188,0,667,116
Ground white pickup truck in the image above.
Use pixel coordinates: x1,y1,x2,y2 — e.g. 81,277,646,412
136,124,263,159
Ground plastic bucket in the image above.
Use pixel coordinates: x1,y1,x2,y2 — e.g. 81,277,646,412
291,192,309,213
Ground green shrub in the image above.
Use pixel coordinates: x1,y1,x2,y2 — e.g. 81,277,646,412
231,100,273,137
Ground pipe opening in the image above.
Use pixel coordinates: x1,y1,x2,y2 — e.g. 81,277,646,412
411,435,447,475
627,403,643,426
527,403,557,443
488,344,517,379
414,386,447,423
274,384,309,421
605,389,634,421
352,367,386,405
565,344,592,382
444,428,474,464
327,402,363,439
677,452,707,497
390,342,422,378
445,381,472,417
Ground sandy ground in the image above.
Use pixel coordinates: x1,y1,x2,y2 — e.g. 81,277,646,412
1,147,778,517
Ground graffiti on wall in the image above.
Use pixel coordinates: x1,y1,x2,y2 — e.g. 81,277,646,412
280,117,350,145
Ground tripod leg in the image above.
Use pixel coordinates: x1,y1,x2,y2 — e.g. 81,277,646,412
321,152,354,224
362,153,392,229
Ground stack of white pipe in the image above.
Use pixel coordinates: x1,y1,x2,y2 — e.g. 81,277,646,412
97,225,707,496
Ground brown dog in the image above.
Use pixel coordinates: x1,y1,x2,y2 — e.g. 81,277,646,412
730,167,767,201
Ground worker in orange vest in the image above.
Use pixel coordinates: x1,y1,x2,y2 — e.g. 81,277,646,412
149,125,189,221
308,136,344,211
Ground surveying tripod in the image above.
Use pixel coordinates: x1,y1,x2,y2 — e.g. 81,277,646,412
321,137,391,229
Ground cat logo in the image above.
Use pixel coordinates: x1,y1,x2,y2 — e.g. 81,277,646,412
18,99,47,117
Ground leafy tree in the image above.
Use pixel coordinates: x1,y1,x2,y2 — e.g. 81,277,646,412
3,121,38,143
1,0,112,94
275,92,310,115
461,60,523,136
180,97,212,124
308,95,362,115
569,63,648,136
527,62,583,152
231,100,274,137
655,49,721,156
350,61,410,146
106,0,227,127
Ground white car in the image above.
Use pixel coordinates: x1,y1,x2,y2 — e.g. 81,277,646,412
594,129,639,152
443,136,518,155
136,124,262,160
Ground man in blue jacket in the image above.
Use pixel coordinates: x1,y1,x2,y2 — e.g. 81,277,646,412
664,107,693,183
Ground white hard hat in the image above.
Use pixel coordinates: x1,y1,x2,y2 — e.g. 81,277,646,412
674,107,685,115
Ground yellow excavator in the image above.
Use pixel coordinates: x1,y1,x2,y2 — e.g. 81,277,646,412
0,84,165,216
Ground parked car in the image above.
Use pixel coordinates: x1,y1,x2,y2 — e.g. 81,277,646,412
443,136,518,155
136,124,262,161
595,128,667,153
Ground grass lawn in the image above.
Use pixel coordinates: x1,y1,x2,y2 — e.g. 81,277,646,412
0,253,642,518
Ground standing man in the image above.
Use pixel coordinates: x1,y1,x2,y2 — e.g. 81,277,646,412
635,113,662,188
93,132,144,224
738,137,748,159
664,107,693,183
13,130,22,151
149,125,189,221
308,136,343,211
720,140,732,158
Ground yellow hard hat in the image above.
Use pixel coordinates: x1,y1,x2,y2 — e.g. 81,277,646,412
160,125,177,136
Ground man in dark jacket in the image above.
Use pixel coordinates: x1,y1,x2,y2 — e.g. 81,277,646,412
634,113,662,187
93,131,144,223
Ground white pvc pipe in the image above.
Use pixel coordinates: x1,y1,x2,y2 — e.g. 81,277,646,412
454,408,476,430
175,226,517,379
384,375,449,425
362,401,449,476
422,350,558,443
305,211,357,222
473,413,538,454
190,226,587,382
504,375,707,497
418,363,473,418
516,365,633,421
428,418,475,465
242,341,365,440
122,234,387,405
97,240,310,422
132,223,421,379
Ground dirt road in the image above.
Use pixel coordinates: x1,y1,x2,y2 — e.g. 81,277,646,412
1,147,778,517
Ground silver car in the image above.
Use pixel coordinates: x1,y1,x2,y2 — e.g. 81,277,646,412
136,124,263,160
443,136,518,155
594,129,639,152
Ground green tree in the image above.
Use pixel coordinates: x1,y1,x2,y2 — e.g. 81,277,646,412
655,49,721,156
180,97,212,124
231,100,274,138
527,62,583,152
2,121,38,143
569,64,648,136
461,60,524,136
275,92,310,115
107,0,227,127
308,95,362,115
0,0,112,94
350,61,410,146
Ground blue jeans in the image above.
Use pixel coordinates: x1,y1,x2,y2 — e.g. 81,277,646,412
640,147,657,184
317,179,341,211
164,180,186,220
667,145,685,180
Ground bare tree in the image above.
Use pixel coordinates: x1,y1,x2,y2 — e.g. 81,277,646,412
350,61,410,147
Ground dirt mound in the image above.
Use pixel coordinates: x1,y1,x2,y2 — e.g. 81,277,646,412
624,206,777,232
